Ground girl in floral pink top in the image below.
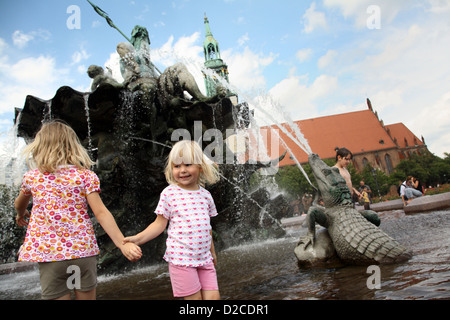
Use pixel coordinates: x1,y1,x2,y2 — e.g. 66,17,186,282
14,121,141,299
123,140,221,300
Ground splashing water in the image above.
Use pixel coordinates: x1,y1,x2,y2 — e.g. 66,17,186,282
0,114,27,187
200,59,315,188
83,93,94,158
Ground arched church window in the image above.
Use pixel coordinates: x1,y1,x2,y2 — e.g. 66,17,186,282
385,153,394,174
362,157,369,168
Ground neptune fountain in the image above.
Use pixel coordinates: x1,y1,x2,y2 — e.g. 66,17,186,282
13,23,288,272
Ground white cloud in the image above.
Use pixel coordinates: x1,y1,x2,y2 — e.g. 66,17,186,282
8,56,61,86
269,74,338,121
323,0,411,28
12,30,33,49
104,52,123,83
302,2,328,33
71,49,90,65
238,33,249,46
296,48,313,63
91,20,101,28
364,25,423,70
427,0,450,13
408,91,450,158
152,32,203,68
224,46,277,92
0,38,7,54
0,53,70,116
317,49,337,69
11,29,51,49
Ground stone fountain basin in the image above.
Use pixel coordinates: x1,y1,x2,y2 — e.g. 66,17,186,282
356,192,450,214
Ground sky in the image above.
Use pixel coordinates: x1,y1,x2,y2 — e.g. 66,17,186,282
0,0,449,158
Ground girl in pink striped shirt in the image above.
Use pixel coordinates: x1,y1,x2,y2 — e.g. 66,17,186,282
123,140,221,300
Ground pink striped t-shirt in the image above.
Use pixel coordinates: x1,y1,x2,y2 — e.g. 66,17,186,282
155,184,217,267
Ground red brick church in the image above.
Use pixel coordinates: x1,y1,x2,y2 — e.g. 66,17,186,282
258,99,429,175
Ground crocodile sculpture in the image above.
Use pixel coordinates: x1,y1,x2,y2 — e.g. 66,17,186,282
296,153,412,265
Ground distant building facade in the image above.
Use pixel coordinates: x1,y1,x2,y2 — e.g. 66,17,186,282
258,99,429,175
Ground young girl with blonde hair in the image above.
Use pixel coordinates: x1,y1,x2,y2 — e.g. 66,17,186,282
14,120,142,300
123,140,221,300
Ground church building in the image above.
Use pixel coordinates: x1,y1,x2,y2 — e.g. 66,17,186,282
257,99,429,175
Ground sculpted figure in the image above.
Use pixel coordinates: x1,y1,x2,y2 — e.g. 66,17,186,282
116,25,225,107
87,65,122,91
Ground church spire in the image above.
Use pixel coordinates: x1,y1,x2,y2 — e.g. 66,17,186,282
204,13,214,39
203,13,221,62
202,14,230,97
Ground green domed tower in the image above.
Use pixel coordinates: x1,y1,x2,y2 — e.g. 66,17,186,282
203,14,236,103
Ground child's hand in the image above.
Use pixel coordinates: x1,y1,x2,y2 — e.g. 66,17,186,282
211,251,217,266
121,242,142,262
123,235,139,245
15,210,30,227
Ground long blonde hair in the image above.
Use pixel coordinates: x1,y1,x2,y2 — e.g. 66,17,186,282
23,120,94,173
165,140,220,187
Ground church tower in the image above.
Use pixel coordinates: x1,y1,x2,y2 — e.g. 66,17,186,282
203,14,236,103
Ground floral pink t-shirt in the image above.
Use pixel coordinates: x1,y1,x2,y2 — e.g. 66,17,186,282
155,184,217,267
18,166,100,262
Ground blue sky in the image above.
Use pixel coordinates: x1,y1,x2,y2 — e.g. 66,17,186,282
0,0,449,158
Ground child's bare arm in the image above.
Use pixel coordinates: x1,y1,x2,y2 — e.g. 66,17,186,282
14,191,31,227
123,214,168,246
87,192,142,261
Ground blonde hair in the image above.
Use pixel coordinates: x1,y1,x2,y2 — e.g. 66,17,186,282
23,120,94,173
165,140,220,187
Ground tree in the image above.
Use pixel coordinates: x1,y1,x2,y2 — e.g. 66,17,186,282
392,153,450,187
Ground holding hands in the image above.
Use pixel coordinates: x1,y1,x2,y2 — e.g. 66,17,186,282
120,242,142,262
123,234,141,246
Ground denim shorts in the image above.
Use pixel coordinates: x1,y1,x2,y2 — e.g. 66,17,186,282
38,256,97,299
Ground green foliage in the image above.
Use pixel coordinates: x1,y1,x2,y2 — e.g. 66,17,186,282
273,164,315,199
391,153,450,187
252,159,338,200
352,163,391,198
